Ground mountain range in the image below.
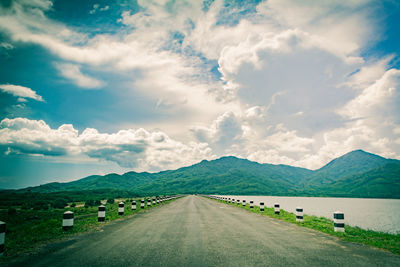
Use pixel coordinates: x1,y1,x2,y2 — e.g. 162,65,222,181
21,150,400,198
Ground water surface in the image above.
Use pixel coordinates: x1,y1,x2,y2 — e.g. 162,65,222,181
217,195,400,234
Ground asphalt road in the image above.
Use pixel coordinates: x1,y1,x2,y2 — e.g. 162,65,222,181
8,195,400,266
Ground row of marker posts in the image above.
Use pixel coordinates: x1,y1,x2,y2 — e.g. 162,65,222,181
210,196,345,232
0,196,182,256
62,196,181,227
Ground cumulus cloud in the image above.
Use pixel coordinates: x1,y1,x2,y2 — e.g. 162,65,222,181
191,111,244,152
0,84,44,101
0,117,214,171
89,4,109,14
0,0,399,172
339,68,400,120
190,111,316,166
0,42,13,50
55,63,106,89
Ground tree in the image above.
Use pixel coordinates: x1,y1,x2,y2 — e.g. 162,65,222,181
8,208,17,215
84,199,94,208
52,199,67,209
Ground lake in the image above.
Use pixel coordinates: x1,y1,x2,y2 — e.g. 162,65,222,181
217,195,400,234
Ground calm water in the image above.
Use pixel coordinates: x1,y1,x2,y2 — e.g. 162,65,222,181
216,195,400,234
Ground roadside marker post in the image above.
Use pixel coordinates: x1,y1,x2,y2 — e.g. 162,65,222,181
141,199,145,209
0,221,5,256
152,198,156,205
250,200,254,209
62,211,74,230
237,199,240,205
274,203,280,215
260,202,265,212
334,211,345,232
98,205,106,222
147,199,151,207
242,200,246,207
296,207,303,222
232,198,235,204
118,202,124,216
132,201,136,211
157,198,160,204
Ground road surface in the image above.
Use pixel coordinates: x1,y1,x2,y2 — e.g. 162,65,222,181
9,195,400,266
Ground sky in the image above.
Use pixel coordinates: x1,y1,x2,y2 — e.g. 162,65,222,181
0,0,399,189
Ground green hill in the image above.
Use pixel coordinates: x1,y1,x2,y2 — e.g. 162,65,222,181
20,150,400,198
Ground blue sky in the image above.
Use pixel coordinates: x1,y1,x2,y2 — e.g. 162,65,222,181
0,0,399,189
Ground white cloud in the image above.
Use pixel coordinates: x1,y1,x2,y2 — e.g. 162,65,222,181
0,84,44,101
245,106,266,120
0,42,13,49
0,117,214,171
89,4,109,15
339,68,399,120
56,63,106,89
0,0,399,173
191,111,244,152
256,0,373,62
345,57,392,89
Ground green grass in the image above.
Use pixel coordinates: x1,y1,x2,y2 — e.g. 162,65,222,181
0,197,180,259
212,198,400,255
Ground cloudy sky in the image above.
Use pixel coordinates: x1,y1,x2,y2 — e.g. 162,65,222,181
0,0,399,188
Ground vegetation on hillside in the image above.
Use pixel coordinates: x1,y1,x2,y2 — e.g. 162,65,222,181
13,150,400,198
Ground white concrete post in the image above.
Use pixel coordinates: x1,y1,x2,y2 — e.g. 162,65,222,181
118,202,124,215
147,199,151,206
296,207,303,222
132,201,136,211
152,198,156,205
334,211,345,232
250,200,254,209
98,205,106,222
141,199,145,209
260,202,265,212
63,211,74,230
242,200,246,207
274,203,280,215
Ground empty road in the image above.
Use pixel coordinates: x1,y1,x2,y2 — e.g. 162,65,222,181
9,195,400,266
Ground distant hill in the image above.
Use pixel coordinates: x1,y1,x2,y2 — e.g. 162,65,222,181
20,150,400,198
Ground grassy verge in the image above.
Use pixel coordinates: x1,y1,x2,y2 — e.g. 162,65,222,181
0,197,181,260
209,197,400,255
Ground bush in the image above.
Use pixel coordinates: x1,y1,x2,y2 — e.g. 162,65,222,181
94,200,101,206
70,203,76,207
85,199,94,208
21,204,31,210
52,199,67,209
107,198,114,204
8,208,17,215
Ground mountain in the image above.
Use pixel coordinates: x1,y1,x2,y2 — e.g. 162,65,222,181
304,150,394,186
20,150,400,198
